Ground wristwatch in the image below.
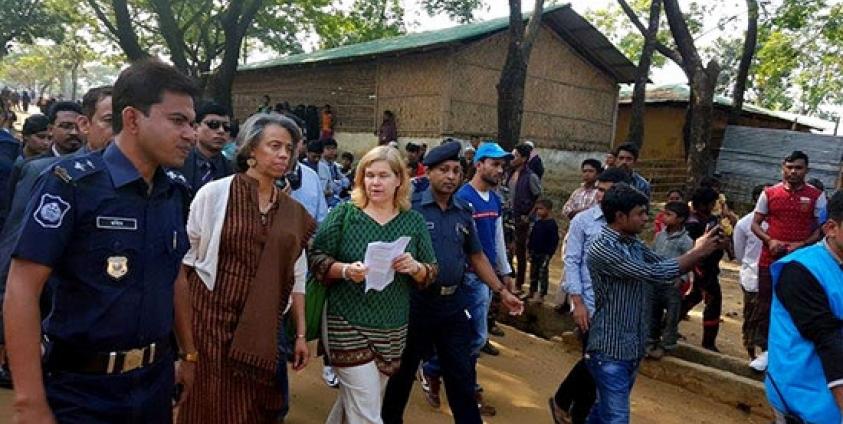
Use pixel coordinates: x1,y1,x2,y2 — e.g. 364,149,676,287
179,351,199,363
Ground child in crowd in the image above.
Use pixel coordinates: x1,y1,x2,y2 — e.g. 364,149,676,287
648,201,694,359
682,187,727,351
527,198,560,301
653,189,684,234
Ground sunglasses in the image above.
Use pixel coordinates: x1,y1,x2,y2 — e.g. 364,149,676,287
203,120,231,132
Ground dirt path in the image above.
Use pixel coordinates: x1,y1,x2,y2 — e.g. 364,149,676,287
0,325,765,423
254,326,765,423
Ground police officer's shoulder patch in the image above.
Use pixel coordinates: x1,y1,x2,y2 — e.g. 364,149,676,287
33,193,71,228
53,153,104,184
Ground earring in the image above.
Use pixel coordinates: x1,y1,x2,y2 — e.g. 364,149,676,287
247,158,257,168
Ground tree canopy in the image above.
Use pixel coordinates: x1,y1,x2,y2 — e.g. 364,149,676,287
0,0,64,57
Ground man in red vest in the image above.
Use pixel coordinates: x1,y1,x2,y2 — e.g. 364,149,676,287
750,150,827,371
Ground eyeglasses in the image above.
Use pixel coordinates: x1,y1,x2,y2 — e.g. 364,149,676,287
203,120,231,132
56,122,79,131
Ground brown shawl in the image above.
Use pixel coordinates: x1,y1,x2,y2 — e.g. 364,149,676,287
228,188,315,383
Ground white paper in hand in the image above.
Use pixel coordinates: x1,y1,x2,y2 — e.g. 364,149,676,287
363,236,412,292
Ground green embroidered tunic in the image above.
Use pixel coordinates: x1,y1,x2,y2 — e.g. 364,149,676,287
309,202,436,375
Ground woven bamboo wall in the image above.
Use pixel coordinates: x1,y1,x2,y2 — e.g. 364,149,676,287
231,62,377,132
375,51,449,137
447,26,617,151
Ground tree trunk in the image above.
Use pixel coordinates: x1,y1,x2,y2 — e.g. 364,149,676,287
497,49,527,151
685,66,719,191
662,0,722,192
728,0,758,125
496,0,545,151
71,62,79,101
86,0,148,61
626,0,662,147
204,0,263,115
149,0,191,75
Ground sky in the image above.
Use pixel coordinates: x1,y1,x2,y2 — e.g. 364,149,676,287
397,0,753,85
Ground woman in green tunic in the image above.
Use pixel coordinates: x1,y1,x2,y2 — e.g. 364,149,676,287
309,146,437,424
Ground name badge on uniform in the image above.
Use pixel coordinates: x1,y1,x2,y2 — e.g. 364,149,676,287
107,256,129,280
426,222,435,230
96,216,138,231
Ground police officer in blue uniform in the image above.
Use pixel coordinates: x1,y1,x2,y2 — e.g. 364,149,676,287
382,142,523,424
3,59,200,423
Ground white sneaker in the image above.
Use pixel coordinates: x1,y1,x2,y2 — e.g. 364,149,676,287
749,351,768,372
322,366,339,388
416,364,431,392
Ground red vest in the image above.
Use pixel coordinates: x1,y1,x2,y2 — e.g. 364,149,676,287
760,182,822,267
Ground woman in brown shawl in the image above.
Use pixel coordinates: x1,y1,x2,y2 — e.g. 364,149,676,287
178,113,315,423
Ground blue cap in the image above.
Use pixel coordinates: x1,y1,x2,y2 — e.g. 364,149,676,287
474,142,513,164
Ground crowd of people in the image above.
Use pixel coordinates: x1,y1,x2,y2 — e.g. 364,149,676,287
0,58,840,424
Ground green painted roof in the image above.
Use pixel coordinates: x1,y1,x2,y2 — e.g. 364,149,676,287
238,3,637,82
241,3,570,71
619,83,831,130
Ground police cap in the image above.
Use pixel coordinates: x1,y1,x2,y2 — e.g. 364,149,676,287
422,141,461,168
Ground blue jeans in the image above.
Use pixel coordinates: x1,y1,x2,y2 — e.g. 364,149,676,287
423,272,490,377
585,352,640,424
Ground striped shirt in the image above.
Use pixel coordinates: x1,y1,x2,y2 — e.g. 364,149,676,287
586,226,681,360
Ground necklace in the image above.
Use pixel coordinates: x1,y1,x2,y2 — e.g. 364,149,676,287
258,186,278,225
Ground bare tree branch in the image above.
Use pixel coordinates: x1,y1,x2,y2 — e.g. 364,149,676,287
149,0,190,74
85,0,119,38
729,0,758,124
627,0,662,147
108,0,148,61
521,0,545,53
662,0,703,74
617,0,682,66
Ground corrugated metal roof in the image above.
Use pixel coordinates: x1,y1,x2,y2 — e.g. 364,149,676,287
619,83,833,130
716,126,842,205
238,3,637,83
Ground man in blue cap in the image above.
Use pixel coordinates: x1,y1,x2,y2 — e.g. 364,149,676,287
382,141,522,423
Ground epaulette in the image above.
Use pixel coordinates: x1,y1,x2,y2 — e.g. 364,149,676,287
52,155,103,184
453,195,475,213
165,169,194,195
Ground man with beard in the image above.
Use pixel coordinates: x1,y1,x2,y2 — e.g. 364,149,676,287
46,101,85,157
382,142,522,424
614,142,650,199
4,58,199,422
418,142,516,415
505,143,541,294
749,150,826,372
177,101,234,193
0,87,113,236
